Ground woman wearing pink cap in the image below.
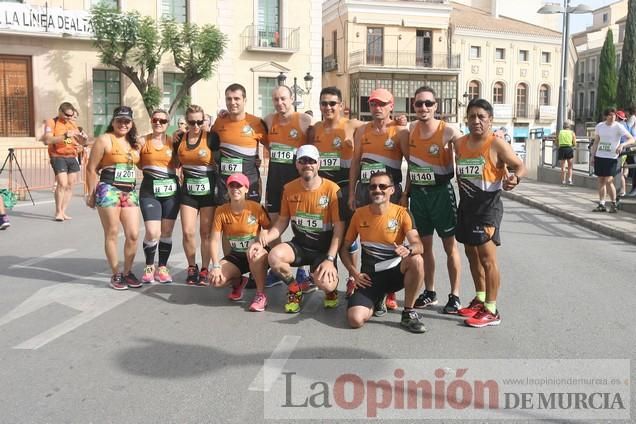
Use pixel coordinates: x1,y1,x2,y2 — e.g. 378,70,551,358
210,173,272,311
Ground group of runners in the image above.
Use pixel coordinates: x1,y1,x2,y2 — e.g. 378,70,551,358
43,81,526,332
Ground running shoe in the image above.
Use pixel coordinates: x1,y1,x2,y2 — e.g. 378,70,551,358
186,265,199,285
284,290,303,313
324,290,338,309
154,266,172,284
142,265,155,284
109,273,127,290
457,297,484,318
465,308,501,328
345,276,356,299
609,202,618,214
299,277,318,294
0,214,10,230
296,268,309,284
124,271,142,288
442,294,462,314
414,290,438,308
198,268,209,286
400,310,427,333
592,204,607,212
373,294,388,317
385,292,398,310
249,292,268,312
228,276,249,301
264,270,284,288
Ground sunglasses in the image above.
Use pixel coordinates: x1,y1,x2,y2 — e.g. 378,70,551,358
187,119,205,126
61,111,74,118
115,118,132,125
369,100,390,107
151,118,169,125
414,100,436,108
297,157,317,165
320,101,340,107
368,183,393,191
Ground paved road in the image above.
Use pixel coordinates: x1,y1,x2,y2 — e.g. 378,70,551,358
0,190,633,423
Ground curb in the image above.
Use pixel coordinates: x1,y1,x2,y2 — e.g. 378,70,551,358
501,191,636,245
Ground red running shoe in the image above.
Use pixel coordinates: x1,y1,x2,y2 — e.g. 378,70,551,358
385,292,398,310
457,297,484,318
465,308,501,328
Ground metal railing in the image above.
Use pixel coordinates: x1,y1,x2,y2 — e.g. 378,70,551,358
349,50,461,69
240,25,299,51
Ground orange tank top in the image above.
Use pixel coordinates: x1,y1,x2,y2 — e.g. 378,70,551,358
455,134,505,192
99,134,140,169
313,117,352,184
139,134,176,173
359,122,402,170
46,118,79,158
268,112,306,164
408,120,454,187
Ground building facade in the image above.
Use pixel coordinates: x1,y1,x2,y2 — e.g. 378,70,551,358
0,0,321,148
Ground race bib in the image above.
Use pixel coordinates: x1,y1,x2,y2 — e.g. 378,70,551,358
360,163,386,183
228,235,253,253
292,212,323,232
186,177,210,195
221,157,243,175
114,163,135,183
598,142,612,152
319,152,341,170
270,144,295,164
153,178,177,197
456,158,485,179
410,165,435,186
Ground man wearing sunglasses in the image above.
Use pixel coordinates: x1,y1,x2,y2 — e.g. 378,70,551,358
212,83,268,203
341,171,426,333
41,102,88,221
405,86,463,315
249,145,345,313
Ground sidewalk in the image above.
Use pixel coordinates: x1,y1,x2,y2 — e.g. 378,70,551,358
502,179,636,245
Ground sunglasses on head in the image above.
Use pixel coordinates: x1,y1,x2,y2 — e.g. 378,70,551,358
369,100,390,107
187,119,205,126
414,100,436,108
320,101,339,107
151,118,169,125
297,157,317,165
368,183,393,191
115,118,132,125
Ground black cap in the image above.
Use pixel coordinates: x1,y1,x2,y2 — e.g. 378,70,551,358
113,106,133,120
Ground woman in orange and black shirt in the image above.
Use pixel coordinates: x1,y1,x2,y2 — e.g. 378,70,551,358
86,106,142,291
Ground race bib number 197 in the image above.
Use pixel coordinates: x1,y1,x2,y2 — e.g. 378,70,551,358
319,152,341,171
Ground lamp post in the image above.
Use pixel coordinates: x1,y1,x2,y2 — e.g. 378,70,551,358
537,1,591,134
276,71,314,112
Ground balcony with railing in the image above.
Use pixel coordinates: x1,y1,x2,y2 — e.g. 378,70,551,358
241,25,299,53
348,50,461,70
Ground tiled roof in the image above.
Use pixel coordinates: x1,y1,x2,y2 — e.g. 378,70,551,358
451,2,562,38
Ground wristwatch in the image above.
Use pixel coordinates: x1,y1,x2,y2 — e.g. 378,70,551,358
326,255,335,262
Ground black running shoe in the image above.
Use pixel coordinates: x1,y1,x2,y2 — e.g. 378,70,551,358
124,271,142,288
373,294,388,317
186,265,199,285
442,294,461,314
414,290,438,308
400,310,427,333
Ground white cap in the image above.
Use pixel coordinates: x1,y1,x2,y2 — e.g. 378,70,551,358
296,144,320,162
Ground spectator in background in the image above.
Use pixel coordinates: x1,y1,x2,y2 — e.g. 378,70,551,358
625,106,636,197
0,195,10,230
557,122,576,185
177,117,188,134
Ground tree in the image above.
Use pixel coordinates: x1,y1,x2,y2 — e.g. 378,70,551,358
90,4,227,117
596,28,617,121
617,0,636,109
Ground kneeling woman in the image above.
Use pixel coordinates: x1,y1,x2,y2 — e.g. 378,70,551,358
86,106,142,290
210,173,271,312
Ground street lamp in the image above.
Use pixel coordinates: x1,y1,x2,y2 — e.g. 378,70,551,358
537,1,591,134
276,71,314,111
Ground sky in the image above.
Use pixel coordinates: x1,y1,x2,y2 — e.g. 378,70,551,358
569,0,620,33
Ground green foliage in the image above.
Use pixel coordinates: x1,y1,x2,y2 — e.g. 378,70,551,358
596,29,617,121
90,4,227,117
617,0,636,110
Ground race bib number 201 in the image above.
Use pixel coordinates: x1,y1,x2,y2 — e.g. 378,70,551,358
114,164,135,183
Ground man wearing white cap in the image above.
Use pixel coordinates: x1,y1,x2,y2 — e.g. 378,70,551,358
248,144,345,313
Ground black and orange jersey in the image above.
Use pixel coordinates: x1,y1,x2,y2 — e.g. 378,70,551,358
45,117,80,158
455,134,506,216
175,130,218,178
345,203,415,274
280,177,343,251
408,120,455,187
138,134,178,197
268,112,306,164
358,122,403,184
312,118,352,185
212,114,267,177
212,201,271,253
98,134,140,188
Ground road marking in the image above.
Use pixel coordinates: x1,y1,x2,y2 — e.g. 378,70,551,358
10,249,76,268
249,335,301,392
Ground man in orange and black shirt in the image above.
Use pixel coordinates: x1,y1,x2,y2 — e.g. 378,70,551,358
248,145,345,313
340,171,426,333
41,102,88,221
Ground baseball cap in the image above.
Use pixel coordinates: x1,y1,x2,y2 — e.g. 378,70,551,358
113,106,133,120
369,88,393,104
226,173,250,188
616,110,626,120
296,144,320,162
